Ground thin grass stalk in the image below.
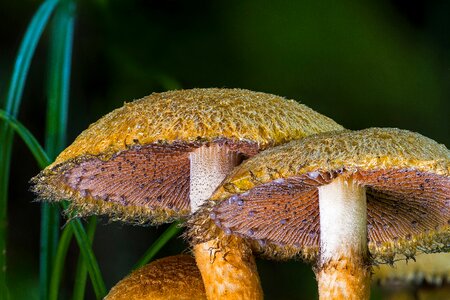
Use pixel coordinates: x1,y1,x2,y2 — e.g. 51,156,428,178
0,111,50,168
41,0,76,298
72,217,97,300
48,225,74,300
133,221,183,270
67,212,106,298
0,111,107,298
0,1,59,298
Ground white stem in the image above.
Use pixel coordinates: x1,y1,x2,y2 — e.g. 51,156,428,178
189,144,239,213
317,176,370,299
318,176,367,263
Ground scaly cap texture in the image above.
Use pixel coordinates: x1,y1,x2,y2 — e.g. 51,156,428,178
189,128,450,264
32,88,343,224
105,255,206,300
51,88,343,166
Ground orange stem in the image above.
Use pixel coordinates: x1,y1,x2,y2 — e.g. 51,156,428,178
194,234,263,300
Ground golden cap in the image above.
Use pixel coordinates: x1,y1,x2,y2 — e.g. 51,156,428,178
32,88,343,224
53,88,342,166
105,255,206,300
189,128,450,263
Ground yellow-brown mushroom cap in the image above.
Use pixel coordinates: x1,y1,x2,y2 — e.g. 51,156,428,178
373,253,450,286
31,88,343,224
105,255,206,300
189,128,450,264
51,88,343,166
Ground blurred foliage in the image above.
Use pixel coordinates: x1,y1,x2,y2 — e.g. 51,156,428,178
1,0,448,299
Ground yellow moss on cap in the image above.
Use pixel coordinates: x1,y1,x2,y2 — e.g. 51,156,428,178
213,128,450,198
373,253,450,286
51,88,343,167
105,255,206,300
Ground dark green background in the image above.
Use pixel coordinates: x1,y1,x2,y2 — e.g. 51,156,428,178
1,0,449,299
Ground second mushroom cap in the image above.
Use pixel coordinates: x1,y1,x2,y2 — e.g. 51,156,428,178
191,127,450,263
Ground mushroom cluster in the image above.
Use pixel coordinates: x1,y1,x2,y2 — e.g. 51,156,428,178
32,88,344,299
31,88,449,300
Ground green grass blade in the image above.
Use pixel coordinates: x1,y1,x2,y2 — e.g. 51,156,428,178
65,210,107,299
41,0,76,298
45,0,75,158
0,111,50,169
0,0,59,116
0,1,59,297
72,217,97,300
133,221,183,270
48,225,73,300
0,111,107,299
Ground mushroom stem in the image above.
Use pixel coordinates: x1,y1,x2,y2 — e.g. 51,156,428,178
193,233,263,300
189,144,239,213
190,144,263,299
316,177,371,300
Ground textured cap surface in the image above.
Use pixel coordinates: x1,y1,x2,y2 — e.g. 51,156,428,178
189,128,450,263
51,88,343,166
32,88,343,224
105,255,206,300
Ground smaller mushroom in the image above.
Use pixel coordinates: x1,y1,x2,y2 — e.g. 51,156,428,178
105,255,206,300
189,128,450,300
373,252,450,300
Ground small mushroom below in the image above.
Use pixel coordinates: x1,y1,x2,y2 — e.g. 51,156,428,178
105,255,206,300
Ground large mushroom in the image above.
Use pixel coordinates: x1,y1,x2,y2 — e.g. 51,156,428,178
105,255,206,300
189,128,450,299
32,88,343,299
373,252,450,300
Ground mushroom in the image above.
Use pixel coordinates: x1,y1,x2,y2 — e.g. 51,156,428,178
373,252,450,300
32,88,344,299
189,128,450,300
105,254,206,300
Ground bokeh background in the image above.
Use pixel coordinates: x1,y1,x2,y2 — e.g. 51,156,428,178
1,0,449,299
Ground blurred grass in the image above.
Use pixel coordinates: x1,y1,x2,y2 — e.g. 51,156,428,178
0,109,106,298
0,0,108,298
72,217,97,300
49,225,73,300
133,221,183,270
40,0,76,298
0,0,59,298
0,1,183,298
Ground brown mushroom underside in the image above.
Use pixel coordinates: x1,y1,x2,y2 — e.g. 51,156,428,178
32,140,258,224
191,168,450,263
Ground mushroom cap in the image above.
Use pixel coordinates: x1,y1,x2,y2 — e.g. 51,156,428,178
189,128,450,264
373,252,450,287
52,88,342,167
105,254,206,300
32,88,343,224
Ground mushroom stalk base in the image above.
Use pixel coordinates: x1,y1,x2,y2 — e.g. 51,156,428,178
316,255,371,300
194,234,263,300
317,177,370,300
189,144,239,213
